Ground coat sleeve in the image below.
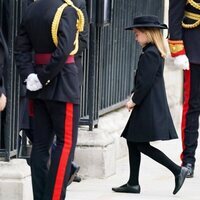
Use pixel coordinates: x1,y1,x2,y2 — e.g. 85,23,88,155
132,50,160,105
36,7,78,85
169,0,186,40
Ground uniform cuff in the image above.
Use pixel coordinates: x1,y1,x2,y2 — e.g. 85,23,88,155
168,40,186,57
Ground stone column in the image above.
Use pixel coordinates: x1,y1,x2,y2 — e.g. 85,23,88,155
74,109,129,179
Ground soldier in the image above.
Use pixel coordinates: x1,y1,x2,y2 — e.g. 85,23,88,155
168,0,200,178
15,0,84,199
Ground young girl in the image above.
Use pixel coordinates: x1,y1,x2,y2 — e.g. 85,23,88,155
112,15,188,195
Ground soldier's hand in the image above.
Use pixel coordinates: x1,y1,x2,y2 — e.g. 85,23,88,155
26,73,43,91
0,93,7,111
174,55,190,70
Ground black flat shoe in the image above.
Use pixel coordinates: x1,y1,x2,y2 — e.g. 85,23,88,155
112,183,140,193
173,167,188,195
183,163,194,178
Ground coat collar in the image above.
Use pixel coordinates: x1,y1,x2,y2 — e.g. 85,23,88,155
142,42,154,51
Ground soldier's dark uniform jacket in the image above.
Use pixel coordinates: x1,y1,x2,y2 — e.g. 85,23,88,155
15,0,80,104
169,0,200,64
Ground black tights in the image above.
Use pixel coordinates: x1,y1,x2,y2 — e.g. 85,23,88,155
127,141,181,186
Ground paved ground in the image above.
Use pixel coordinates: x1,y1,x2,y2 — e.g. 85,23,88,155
67,138,200,200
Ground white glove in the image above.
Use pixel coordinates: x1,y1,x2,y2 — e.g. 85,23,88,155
26,73,43,91
174,55,190,70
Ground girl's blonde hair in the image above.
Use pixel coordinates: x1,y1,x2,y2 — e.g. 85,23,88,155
139,28,167,58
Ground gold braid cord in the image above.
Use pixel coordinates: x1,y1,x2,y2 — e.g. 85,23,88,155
51,4,68,47
188,0,200,10
182,1,200,28
182,11,200,28
51,0,85,55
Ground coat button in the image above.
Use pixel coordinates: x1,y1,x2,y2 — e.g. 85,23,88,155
45,80,50,85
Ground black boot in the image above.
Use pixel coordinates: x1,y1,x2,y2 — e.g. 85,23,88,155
112,183,140,193
73,174,81,182
173,167,188,195
67,162,80,186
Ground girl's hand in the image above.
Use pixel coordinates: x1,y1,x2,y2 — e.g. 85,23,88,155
0,93,7,111
126,99,136,112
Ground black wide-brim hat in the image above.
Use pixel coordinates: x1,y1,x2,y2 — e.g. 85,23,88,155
125,15,168,30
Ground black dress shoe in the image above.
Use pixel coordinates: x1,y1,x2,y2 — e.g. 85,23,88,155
112,183,140,193
173,167,188,195
184,163,194,178
67,162,80,186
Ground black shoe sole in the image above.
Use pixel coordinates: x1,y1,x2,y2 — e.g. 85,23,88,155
186,174,194,178
112,184,140,194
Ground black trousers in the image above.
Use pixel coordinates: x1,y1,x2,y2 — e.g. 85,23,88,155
182,63,200,166
30,99,79,200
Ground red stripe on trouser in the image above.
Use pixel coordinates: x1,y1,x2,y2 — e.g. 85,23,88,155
28,99,34,117
52,103,73,200
180,70,191,160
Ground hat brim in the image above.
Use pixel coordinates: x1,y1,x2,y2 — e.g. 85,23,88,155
125,24,168,30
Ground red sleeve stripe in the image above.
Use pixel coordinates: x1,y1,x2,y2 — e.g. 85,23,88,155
171,49,186,57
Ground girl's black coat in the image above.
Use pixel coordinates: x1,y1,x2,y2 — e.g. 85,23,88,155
122,43,178,142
